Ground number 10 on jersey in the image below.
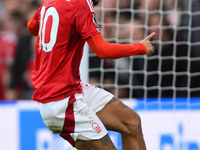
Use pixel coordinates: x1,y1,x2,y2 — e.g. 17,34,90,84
39,6,59,52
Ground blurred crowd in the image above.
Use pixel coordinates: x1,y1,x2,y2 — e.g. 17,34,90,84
0,0,42,100
0,0,200,100
89,0,200,98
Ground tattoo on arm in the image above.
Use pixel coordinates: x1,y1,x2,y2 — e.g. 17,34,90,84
108,97,128,109
118,101,128,109
101,134,117,149
108,97,118,104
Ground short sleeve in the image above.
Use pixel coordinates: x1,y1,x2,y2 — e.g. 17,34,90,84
75,0,100,40
75,12,100,40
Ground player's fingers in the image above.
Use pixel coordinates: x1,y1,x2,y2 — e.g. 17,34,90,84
144,32,155,40
147,45,155,56
147,51,153,56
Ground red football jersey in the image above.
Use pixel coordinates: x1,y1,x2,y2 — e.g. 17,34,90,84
31,0,100,102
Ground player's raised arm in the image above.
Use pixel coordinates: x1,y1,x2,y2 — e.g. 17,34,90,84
87,32,155,59
27,6,42,36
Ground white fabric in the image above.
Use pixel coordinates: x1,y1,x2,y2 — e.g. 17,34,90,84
38,82,114,142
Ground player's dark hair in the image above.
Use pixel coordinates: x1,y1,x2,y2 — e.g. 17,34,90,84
92,0,99,6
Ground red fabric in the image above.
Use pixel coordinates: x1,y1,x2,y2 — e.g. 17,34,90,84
0,67,4,100
60,95,76,146
30,0,100,103
0,31,17,64
87,33,147,59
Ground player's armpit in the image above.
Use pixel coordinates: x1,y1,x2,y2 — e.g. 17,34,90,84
86,33,147,59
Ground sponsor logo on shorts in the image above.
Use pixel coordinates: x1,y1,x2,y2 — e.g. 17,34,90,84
90,120,102,134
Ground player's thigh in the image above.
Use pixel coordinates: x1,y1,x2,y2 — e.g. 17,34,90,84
96,97,141,134
75,134,117,150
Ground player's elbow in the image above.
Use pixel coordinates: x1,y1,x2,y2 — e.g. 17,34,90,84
97,53,108,59
94,43,112,59
88,37,113,59
95,50,110,59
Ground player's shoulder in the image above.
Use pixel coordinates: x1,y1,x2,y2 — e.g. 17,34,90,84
76,0,93,5
43,0,94,16
76,0,95,15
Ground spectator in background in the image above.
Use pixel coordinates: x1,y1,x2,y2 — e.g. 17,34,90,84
117,19,147,98
164,0,182,26
102,0,117,39
119,0,131,9
180,0,200,97
0,10,24,100
6,35,37,100
118,19,145,42
117,19,146,98
138,0,160,23
138,0,183,26
6,0,41,100
118,0,189,98
145,13,188,98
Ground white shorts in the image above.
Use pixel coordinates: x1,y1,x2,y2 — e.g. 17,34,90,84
38,82,114,146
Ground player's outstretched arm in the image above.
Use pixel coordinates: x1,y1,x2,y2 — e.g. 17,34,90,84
87,33,155,59
140,32,155,56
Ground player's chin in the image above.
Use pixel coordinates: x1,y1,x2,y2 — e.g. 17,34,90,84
92,0,99,6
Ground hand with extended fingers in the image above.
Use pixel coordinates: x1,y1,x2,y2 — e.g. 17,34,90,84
140,32,155,56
